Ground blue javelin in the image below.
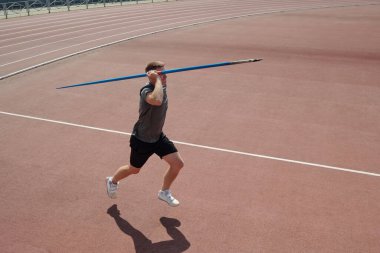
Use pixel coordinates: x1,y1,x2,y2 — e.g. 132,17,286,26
56,58,262,89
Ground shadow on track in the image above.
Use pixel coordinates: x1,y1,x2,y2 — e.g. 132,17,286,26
107,204,190,253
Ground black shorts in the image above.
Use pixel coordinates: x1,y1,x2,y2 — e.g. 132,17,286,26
129,133,178,168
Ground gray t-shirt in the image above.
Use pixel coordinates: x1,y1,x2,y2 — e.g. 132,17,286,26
132,83,168,143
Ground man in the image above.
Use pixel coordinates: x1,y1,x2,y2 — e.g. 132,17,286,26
106,61,184,207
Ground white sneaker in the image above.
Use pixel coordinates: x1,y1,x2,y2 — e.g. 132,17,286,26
158,190,179,207
106,177,118,199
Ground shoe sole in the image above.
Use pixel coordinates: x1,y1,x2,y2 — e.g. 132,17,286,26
158,196,179,207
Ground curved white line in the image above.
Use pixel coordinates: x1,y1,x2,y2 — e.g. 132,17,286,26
1,2,377,80
0,2,263,52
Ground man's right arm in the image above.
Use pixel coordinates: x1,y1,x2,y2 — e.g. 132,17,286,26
145,71,164,106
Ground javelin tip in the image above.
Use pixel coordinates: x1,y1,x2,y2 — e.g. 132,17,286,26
231,58,263,64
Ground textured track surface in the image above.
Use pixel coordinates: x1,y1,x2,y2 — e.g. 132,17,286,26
1,1,380,252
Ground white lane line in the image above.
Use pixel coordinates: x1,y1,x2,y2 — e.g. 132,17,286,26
0,3,261,55
0,7,268,68
0,3,366,80
0,0,236,41
1,111,379,177
0,0,198,29
1,1,378,80
0,9,277,80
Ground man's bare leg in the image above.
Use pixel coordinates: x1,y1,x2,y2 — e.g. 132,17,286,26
106,164,140,199
162,152,184,190
112,164,140,184
158,152,184,207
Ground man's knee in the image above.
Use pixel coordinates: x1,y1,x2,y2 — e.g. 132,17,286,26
163,152,184,171
172,158,184,172
177,159,184,170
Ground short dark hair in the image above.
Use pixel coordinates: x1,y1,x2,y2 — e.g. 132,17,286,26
145,61,165,73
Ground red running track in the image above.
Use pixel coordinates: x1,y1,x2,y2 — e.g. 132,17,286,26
0,1,380,252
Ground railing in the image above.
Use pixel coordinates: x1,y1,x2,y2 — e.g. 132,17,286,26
0,0,173,19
